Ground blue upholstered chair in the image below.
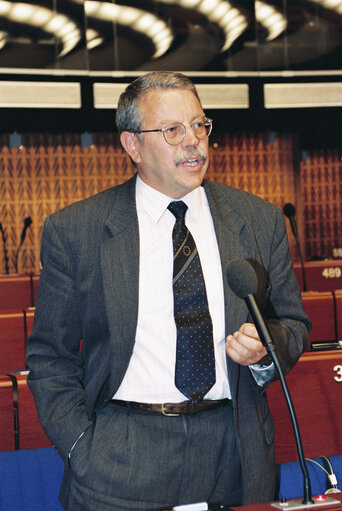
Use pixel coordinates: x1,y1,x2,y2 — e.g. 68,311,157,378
0,447,341,509
0,447,64,511
277,455,342,500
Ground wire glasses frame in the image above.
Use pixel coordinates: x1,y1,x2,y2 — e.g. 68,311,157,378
132,116,213,146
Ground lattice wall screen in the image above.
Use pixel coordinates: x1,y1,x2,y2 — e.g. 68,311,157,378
209,132,296,208
1,131,339,274
300,150,342,260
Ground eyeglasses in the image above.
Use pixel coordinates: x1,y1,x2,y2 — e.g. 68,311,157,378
132,116,213,146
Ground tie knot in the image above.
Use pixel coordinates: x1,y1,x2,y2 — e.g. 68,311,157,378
168,201,188,221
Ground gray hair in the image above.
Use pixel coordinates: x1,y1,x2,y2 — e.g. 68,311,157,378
116,71,201,134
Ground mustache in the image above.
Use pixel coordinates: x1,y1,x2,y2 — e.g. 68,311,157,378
174,150,207,167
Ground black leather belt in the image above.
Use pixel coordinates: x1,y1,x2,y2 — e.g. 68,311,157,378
110,398,231,416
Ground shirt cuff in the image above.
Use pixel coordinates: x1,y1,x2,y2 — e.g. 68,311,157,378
249,362,275,386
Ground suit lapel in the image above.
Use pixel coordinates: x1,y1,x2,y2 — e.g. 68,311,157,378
204,182,258,397
100,176,140,390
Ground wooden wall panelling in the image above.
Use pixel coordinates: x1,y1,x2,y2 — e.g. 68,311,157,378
300,150,342,260
0,133,135,274
4,131,342,273
208,132,298,259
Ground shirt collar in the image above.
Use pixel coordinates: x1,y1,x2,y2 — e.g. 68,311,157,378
136,175,205,223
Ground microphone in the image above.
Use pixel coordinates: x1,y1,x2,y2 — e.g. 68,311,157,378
226,259,314,507
226,259,278,363
14,216,32,273
283,203,298,238
283,203,307,292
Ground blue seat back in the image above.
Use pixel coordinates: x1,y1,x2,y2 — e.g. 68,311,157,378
1,447,341,508
277,455,342,500
0,447,64,511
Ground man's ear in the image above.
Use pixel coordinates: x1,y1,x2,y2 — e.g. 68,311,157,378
120,131,141,164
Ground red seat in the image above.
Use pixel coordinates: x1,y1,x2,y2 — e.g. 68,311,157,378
267,350,342,463
0,374,14,451
294,260,342,292
24,308,35,341
0,310,26,372
0,274,32,310
301,291,336,348
334,290,342,344
8,371,52,450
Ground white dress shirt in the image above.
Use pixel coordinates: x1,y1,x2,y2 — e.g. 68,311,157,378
114,176,230,402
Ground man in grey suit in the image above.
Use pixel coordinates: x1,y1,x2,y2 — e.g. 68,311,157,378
26,71,311,511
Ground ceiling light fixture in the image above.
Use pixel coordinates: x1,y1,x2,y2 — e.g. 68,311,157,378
84,1,173,59
0,1,82,57
310,0,342,15
157,0,248,52
86,28,103,50
0,30,7,50
255,0,287,41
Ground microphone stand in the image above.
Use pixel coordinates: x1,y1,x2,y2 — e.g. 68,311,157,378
0,223,10,274
295,236,307,293
245,295,314,505
14,217,32,274
14,245,21,274
245,294,340,508
283,204,307,293
246,294,313,507
226,258,341,509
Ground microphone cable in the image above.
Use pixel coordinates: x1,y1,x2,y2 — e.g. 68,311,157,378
306,457,341,494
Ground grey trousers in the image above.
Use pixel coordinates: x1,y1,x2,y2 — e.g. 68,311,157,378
61,401,242,511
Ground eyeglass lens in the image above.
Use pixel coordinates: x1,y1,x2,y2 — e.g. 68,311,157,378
163,118,212,145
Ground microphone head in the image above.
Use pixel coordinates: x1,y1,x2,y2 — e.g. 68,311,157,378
226,259,258,299
24,216,32,227
283,203,296,218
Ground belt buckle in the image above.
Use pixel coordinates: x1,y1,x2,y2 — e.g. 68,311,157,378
161,403,180,417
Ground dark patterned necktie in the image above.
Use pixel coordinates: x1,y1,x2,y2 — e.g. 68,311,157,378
168,200,215,402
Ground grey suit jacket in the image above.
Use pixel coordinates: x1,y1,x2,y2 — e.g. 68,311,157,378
26,174,310,504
